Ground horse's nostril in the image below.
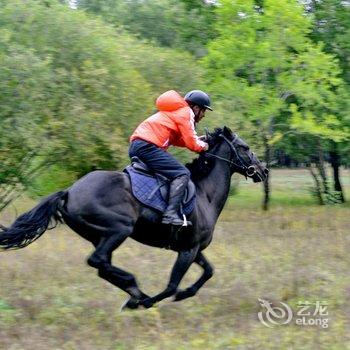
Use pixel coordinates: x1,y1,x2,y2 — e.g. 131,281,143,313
264,169,269,175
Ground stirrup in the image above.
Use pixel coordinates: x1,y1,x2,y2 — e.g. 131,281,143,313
161,215,183,226
161,214,192,227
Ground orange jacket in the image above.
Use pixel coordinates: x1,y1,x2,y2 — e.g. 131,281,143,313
130,90,207,153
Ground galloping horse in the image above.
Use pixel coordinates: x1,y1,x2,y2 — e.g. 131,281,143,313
0,127,268,310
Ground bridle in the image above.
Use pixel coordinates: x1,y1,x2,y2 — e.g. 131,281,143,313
205,133,260,179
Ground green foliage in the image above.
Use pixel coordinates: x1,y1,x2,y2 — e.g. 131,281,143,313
204,0,349,166
307,0,350,166
0,34,55,209
78,0,217,57
0,1,152,181
112,36,205,100
309,0,350,85
203,0,349,207
28,165,76,197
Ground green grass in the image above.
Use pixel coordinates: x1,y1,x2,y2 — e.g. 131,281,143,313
229,167,350,209
0,168,349,349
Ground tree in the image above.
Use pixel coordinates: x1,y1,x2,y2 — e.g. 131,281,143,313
204,0,347,209
306,0,350,202
0,1,150,210
0,38,55,210
78,0,217,57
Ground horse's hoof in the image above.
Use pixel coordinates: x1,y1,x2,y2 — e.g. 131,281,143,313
120,297,139,311
140,297,154,309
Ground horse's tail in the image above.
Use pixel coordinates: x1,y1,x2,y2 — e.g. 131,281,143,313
0,190,67,250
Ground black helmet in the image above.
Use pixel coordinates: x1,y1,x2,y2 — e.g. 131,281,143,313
184,90,213,111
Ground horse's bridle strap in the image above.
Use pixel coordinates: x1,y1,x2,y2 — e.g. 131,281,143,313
205,134,249,174
205,152,245,171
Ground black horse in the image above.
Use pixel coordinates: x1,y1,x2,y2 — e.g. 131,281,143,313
0,127,268,310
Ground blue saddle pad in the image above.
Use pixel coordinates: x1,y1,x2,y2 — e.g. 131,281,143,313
124,166,196,215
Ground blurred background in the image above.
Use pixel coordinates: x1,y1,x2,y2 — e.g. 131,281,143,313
0,0,349,349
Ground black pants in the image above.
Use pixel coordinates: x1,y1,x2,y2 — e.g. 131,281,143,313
128,139,190,180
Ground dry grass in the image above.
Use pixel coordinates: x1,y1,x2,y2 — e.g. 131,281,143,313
0,169,349,349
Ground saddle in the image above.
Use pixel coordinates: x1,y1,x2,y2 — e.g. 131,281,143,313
123,157,196,215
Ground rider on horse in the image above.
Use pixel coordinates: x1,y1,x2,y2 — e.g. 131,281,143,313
129,89,212,226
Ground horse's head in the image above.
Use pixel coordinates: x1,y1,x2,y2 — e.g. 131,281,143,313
205,126,268,182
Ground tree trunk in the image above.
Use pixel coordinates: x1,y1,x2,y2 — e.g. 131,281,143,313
315,140,329,197
262,136,271,211
329,141,345,203
308,163,324,205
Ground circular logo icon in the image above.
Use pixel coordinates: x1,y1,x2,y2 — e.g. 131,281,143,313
258,298,293,327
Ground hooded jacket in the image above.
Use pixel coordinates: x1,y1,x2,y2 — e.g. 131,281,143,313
130,90,207,153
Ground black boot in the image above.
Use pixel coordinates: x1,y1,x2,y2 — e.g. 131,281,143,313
162,175,189,226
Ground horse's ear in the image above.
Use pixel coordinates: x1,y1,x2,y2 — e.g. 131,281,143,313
223,126,232,137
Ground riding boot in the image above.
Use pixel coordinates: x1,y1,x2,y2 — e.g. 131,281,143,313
162,175,189,226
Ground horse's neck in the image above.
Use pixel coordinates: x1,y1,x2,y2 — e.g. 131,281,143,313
197,157,232,222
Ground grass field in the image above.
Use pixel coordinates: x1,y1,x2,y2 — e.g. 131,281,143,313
0,168,349,349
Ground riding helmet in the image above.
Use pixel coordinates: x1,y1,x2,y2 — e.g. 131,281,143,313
184,90,213,111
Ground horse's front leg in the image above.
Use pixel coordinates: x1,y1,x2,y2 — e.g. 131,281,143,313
140,245,200,308
173,251,214,301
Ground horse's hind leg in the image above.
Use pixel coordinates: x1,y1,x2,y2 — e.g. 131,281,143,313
87,228,148,306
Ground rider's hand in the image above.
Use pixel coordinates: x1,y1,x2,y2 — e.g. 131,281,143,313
199,135,207,141
203,142,209,151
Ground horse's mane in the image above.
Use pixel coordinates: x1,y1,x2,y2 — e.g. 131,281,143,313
186,127,224,181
